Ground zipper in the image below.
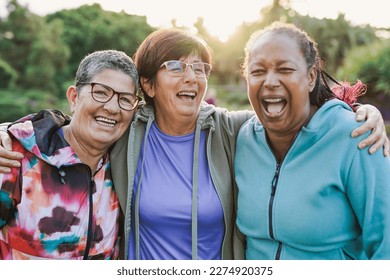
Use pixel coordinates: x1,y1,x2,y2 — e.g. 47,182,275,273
83,176,94,259
266,130,300,260
268,163,281,259
59,163,95,259
268,163,280,239
275,242,282,259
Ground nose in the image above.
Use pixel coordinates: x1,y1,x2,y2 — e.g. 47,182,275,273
264,71,280,89
182,65,197,82
103,93,121,113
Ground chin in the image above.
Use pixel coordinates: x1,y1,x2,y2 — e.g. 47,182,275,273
94,133,119,145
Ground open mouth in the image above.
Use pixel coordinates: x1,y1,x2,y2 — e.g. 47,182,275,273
177,91,196,100
262,98,287,115
95,116,117,127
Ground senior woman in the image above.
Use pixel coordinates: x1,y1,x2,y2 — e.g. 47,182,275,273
0,50,140,259
235,22,390,259
0,29,388,260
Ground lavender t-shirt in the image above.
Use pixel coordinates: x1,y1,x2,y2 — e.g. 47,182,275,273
128,122,224,259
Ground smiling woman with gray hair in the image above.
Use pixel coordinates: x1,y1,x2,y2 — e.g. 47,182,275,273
0,50,140,259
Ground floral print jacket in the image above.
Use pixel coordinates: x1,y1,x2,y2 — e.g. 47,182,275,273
0,110,120,259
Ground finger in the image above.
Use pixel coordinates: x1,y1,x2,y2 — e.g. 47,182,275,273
0,156,21,169
1,133,13,151
367,135,385,155
0,147,23,162
356,126,380,150
384,137,390,157
351,120,378,138
352,112,382,138
0,166,12,174
354,106,368,122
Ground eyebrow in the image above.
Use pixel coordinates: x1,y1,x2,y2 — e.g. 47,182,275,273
250,60,292,66
275,59,295,65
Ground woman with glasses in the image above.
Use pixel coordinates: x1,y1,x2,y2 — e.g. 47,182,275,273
0,29,388,260
0,50,140,259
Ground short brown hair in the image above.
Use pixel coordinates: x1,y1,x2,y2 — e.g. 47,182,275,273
133,28,212,105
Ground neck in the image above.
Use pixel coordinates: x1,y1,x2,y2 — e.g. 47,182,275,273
154,114,197,136
267,105,318,163
63,125,107,172
267,132,297,163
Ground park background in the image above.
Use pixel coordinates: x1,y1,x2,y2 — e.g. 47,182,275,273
1,0,389,136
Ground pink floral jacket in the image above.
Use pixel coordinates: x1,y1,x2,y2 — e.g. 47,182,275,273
0,110,120,259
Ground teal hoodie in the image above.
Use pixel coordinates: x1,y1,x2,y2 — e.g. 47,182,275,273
235,99,390,259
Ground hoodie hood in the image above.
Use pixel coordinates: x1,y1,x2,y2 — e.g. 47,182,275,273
8,109,81,167
134,101,217,131
305,98,353,130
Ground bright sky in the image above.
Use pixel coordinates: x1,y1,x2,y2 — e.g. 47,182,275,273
2,0,389,41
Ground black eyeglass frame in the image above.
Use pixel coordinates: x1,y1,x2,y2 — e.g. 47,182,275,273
76,82,141,111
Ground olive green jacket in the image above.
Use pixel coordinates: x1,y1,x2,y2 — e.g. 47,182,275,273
110,102,253,259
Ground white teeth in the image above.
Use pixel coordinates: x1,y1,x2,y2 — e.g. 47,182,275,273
264,98,283,103
177,92,196,97
95,117,117,127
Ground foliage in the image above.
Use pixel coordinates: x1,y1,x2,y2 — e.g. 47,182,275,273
211,84,251,111
0,0,388,122
0,89,58,121
337,39,390,119
386,123,390,137
0,59,18,88
0,0,70,96
45,4,155,77
337,39,390,92
0,0,154,122
196,0,380,86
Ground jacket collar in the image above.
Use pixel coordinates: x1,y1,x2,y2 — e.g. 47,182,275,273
8,109,83,167
134,101,216,131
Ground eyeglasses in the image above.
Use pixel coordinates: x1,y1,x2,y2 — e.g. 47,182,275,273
76,82,140,111
160,60,211,78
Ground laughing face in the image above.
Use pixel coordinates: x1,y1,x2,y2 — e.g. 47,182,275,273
68,69,136,149
146,54,208,135
246,32,317,138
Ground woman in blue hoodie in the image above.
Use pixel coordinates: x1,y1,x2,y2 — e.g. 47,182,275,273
235,22,390,259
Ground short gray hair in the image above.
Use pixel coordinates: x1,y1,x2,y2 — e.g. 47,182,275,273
75,50,139,93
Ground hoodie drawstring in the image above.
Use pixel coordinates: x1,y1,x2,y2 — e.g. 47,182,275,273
191,123,201,260
134,117,153,260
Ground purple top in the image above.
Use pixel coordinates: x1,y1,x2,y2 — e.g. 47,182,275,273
128,122,224,259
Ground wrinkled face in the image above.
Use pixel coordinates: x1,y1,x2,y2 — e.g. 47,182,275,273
68,69,136,149
246,33,317,137
149,54,208,126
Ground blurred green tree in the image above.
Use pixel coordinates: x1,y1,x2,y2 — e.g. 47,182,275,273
0,0,70,96
0,0,387,122
46,4,155,78
337,40,390,118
